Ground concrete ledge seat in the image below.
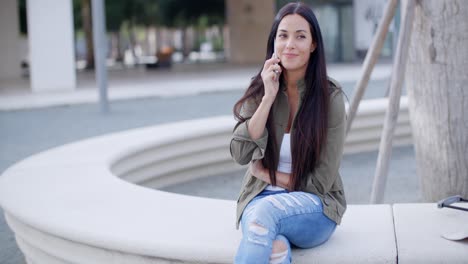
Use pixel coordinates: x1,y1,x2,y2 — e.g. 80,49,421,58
1,99,461,263
393,203,468,264
0,114,401,263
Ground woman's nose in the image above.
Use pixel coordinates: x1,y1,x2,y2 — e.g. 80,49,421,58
285,38,295,49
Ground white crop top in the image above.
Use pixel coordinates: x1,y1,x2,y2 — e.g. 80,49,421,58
265,133,291,191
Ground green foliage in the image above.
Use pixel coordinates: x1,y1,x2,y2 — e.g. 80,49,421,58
73,0,83,30
212,35,224,52
102,0,224,30
133,1,162,26
65,0,225,33
18,0,27,34
105,0,127,31
159,0,225,28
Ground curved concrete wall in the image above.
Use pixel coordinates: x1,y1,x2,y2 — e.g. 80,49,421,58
112,97,411,189
0,97,411,263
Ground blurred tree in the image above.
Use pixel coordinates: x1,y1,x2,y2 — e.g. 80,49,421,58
61,0,224,64
75,0,161,64
18,0,27,35
133,1,163,55
106,0,128,62
406,0,468,201
160,0,224,59
80,0,94,69
134,1,162,26
121,0,161,62
105,0,166,63
72,0,83,30
159,0,224,27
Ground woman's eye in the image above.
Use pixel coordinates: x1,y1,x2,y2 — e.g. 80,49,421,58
297,35,306,39
278,34,287,38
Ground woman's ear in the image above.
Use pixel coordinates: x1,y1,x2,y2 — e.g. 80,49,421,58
310,42,317,53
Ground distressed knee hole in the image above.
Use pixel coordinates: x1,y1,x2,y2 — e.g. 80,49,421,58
269,250,288,264
269,239,288,263
248,222,269,236
272,239,288,254
246,223,269,246
247,237,268,246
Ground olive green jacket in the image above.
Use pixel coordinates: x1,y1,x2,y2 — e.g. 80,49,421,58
230,77,347,229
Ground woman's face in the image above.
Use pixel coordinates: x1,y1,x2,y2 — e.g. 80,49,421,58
275,14,316,75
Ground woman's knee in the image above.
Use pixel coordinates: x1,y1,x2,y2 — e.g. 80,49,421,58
272,239,288,253
270,235,291,264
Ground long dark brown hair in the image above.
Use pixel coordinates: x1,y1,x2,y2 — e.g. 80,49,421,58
233,2,333,191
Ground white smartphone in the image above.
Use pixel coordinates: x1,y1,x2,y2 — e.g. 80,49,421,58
273,39,278,59
273,39,279,74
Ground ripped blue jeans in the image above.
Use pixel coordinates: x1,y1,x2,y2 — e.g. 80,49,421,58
235,190,337,264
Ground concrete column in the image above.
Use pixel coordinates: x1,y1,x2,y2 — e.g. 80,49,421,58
226,0,275,64
0,0,21,80
27,0,76,92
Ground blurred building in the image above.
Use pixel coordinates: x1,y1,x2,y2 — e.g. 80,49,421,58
304,0,397,62
0,0,397,93
1,0,75,93
227,0,397,63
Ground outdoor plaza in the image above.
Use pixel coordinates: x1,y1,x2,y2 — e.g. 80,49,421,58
1,61,467,263
1,0,467,263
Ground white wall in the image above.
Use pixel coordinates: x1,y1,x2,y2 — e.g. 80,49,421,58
27,0,76,92
0,0,21,80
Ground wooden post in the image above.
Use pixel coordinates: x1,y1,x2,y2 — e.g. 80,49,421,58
345,0,398,136
370,0,415,204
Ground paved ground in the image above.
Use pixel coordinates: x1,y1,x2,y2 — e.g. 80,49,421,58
163,145,419,204
0,63,419,263
0,62,394,110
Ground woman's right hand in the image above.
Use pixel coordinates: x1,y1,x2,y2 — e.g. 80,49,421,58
246,54,282,141
261,55,282,102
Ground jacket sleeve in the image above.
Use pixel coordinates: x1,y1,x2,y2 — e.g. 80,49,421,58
230,100,269,165
302,90,346,194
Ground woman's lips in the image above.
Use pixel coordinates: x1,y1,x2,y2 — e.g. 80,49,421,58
282,53,298,59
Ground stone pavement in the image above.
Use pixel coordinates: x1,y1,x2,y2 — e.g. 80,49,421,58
0,62,420,264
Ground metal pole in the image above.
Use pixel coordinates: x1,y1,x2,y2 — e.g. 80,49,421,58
345,0,398,136
370,0,415,204
91,0,109,113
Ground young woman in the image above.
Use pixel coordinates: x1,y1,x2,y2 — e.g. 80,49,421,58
230,2,347,263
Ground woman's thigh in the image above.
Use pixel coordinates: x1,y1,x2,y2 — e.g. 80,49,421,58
241,191,336,248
